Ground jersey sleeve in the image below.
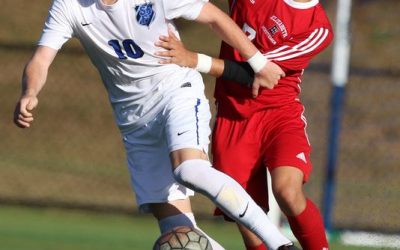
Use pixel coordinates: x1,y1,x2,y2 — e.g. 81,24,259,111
162,0,208,20
37,0,74,50
263,25,334,71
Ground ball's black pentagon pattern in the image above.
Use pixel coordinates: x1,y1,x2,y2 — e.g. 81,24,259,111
153,226,213,250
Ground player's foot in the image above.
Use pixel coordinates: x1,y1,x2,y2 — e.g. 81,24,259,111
277,243,301,250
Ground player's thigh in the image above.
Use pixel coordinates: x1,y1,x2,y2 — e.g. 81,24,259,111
164,74,212,167
212,115,268,207
122,118,194,213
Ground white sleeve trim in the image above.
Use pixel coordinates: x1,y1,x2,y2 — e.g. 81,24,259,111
264,28,329,61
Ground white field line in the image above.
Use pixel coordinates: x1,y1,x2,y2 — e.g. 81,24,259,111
341,231,400,249
281,224,400,249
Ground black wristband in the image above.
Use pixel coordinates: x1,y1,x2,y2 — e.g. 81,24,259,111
221,59,255,87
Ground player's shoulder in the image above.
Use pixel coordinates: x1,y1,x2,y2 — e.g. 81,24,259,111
52,0,96,8
50,0,97,18
314,3,333,29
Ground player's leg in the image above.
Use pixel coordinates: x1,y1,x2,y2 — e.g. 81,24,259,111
150,199,224,249
211,112,280,250
270,167,306,216
271,167,328,250
164,76,293,249
122,114,223,250
267,103,329,250
171,149,292,250
237,224,267,250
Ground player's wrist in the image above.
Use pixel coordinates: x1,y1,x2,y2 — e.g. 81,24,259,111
22,89,38,98
195,53,212,74
221,60,254,87
247,51,268,73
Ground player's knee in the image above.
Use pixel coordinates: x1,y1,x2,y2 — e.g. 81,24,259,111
173,159,224,199
173,159,210,190
273,184,303,209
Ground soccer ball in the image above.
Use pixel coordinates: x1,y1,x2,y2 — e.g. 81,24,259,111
152,226,213,250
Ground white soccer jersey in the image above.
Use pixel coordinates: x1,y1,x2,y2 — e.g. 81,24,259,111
38,0,208,132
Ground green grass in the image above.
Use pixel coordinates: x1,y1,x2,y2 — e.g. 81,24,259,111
0,206,243,250
0,206,387,250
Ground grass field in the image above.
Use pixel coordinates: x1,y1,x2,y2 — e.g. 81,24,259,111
0,205,390,250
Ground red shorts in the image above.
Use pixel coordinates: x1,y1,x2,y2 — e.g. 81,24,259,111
212,102,312,218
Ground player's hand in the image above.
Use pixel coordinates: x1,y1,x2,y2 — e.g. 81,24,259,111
13,94,38,128
155,26,197,68
252,61,285,98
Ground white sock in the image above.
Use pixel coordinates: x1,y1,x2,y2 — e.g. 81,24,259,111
174,159,292,250
158,213,225,250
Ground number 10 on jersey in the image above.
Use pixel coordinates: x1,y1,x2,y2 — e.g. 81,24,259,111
108,39,144,59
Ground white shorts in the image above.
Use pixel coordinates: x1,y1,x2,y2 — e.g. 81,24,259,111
122,73,212,213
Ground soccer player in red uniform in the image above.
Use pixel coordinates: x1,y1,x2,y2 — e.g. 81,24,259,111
156,0,334,249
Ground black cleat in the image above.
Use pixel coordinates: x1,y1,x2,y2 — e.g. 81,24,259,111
277,243,301,250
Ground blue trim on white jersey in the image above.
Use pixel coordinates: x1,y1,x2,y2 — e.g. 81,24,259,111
195,98,201,145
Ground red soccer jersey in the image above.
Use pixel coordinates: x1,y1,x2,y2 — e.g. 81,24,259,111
215,0,334,118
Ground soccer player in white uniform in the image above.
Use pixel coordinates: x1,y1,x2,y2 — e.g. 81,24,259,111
13,0,295,249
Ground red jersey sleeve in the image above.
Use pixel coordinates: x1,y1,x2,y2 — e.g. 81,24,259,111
264,25,333,71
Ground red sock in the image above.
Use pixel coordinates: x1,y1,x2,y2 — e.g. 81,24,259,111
245,243,268,250
287,199,329,250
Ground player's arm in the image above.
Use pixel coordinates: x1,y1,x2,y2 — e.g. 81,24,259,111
156,27,256,87
14,46,58,128
195,3,259,62
264,26,334,71
193,3,287,97
15,0,72,128
157,23,333,86
221,25,334,84
159,2,284,97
